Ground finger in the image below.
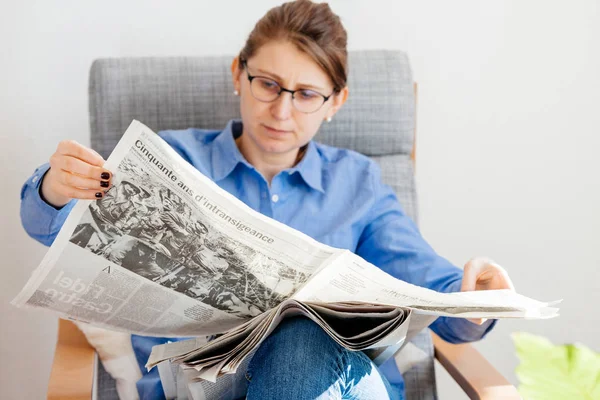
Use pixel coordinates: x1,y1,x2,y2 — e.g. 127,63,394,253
475,261,516,291
52,181,106,200
56,140,105,167
57,169,112,190
489,263,516,291
463,258,516,292
51,155,112,181
461,258,488,292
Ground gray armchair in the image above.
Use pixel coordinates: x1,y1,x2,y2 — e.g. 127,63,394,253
47,50,519,400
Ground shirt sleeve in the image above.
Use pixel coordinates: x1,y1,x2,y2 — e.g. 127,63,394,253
355,162,497,344
20,163,76,247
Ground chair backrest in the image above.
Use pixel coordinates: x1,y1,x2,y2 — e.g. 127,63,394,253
88,50,434,400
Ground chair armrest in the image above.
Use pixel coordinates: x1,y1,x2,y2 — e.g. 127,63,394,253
47,319,96,400
432,332,521,400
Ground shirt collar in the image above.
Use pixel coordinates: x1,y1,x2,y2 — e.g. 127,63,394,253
211,119,249,181
286,140,324,193
211,119,324,193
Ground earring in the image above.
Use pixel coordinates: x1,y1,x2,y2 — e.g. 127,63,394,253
233,90,239,96
326,117,332,123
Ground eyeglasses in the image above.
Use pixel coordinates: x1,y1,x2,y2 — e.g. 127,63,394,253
242,60,335,114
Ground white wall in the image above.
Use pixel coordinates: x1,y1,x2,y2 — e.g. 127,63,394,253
1,1,598,399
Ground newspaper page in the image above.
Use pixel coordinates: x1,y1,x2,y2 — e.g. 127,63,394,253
293,251,560,319
12,120,344,336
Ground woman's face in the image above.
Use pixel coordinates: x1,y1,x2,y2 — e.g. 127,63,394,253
232,40,348,158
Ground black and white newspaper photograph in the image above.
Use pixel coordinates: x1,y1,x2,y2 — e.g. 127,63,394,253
68,150,310,318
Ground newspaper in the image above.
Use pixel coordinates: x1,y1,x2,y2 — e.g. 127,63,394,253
12,120,559,393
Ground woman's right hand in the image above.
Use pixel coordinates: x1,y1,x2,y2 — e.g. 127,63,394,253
40,140,113,208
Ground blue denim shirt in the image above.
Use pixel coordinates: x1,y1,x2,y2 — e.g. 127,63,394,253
20,119,496,399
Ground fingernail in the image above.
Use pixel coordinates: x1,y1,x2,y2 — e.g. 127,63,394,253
95,192,103,198
101,172,110,180
100,181,109,188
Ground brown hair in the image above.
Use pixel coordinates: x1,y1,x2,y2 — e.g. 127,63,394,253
239,0,348,92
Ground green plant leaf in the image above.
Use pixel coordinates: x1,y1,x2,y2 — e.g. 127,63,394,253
512,332,600,400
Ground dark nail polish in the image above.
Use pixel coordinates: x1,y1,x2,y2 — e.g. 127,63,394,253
100,181,109,188
101,172,110,180
95,192,103,198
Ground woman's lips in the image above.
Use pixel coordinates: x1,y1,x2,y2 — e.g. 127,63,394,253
263,124,292,134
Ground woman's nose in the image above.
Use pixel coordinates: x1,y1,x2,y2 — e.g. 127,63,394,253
270,92,294,120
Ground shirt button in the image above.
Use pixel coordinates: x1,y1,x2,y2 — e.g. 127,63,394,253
32,175,39,183
271,194,279,203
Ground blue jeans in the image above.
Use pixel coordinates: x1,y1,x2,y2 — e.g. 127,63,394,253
245,317,403,400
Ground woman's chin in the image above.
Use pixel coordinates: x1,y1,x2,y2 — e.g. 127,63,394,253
254,137,296,154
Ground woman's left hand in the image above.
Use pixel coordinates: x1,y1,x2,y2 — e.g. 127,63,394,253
461,257,516,325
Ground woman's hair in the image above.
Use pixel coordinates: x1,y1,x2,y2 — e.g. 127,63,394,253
239,0,348,92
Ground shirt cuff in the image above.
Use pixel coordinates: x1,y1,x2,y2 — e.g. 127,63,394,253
20,163,76,246
430,315,497,344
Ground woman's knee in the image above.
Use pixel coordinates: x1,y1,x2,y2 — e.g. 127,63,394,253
271,317,326,343
246,317,345,398
246,317,394,400
249,317,341,375
259,317,336,359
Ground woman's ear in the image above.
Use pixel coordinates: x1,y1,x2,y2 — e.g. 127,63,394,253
230,57,242,94
326,86,349,121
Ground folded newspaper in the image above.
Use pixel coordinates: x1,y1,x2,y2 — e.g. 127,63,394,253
13,120,559,390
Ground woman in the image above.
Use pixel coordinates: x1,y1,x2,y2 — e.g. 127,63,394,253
20,1,514,399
